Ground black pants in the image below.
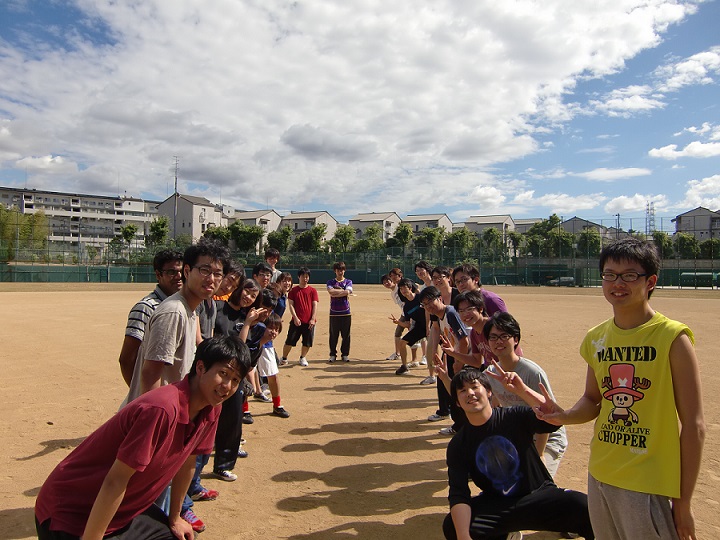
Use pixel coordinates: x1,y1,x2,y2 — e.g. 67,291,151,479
442,484,594,540
436,357,468,430
36,504,176,540
329,315,351,357
213,388,244,472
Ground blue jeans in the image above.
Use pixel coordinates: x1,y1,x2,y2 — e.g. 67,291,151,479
189,454,210,496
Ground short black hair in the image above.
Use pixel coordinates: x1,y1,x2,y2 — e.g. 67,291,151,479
183,239,230,281
333,261,346,271
380,273,390,284
414,260,432,272
483,311,521,348
260,287,278,310
252,261,273,277
431,265,451,278
417,285,441,303
452,263,480,284
297,266,311,277
265,247,280,259
223,259,245,278
189,335,251,380
397,277,418,293
599,238,660,298
277,271,292,283
450,367,491,404
452,289,485,314
153,249,183,272
264,312,283,333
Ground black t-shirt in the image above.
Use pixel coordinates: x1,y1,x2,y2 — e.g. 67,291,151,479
402,295,426,326
213,300,246,337
446,407,558,507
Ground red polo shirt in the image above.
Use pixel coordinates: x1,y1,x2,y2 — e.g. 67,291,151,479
35,377,219,536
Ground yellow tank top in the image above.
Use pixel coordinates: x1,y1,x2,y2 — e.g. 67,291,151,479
580,312,693,498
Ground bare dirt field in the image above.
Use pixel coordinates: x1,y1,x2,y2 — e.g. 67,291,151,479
1,283,717,539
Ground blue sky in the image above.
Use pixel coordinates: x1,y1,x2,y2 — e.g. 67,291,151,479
1,0,719,232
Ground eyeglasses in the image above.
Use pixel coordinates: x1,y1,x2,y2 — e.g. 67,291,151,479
456,306,478,314
600,272,648,283
431,274,448,282
488,333,513,342
454,276,472,283
159,269,182,277
256,272,272,279
194,265,224,280
420,299,438,308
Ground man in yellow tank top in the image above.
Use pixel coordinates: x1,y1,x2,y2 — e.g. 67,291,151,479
537,238,705,540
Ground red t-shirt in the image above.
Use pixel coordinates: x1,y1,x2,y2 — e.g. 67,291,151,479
287,285,319,323
35,378,220,536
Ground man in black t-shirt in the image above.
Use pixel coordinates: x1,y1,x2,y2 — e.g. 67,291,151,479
443,366,594,540
389,278,427,375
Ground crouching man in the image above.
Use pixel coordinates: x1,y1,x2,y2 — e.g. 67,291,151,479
443,365,594,540
35,335,250,540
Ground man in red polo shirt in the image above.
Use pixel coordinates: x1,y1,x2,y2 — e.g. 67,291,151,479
35,336,250,540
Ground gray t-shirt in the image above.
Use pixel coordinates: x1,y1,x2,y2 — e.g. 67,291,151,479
125,291,197,404
486,357,568,455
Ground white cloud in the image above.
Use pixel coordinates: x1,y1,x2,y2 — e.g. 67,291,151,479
649,141,720,159
576,167,652,181
656,45,720,91
679,174,720,210
604,193,669,214
14,155,79,174
589,85,665,117
511,190,606,215
0,0,703,218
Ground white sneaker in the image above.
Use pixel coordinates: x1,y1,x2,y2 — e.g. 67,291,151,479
507,533,523,540
386,352,399,360
427,413,449,422
420,376,436,385
407,361,420,368
299,357,308,366
438,426,456,436
327,355,337,363
420,356,428,365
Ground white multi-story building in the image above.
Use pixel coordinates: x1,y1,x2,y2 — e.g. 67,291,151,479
157,194,228,241
348,212,401,241
279,211,338,242
0,186,158,249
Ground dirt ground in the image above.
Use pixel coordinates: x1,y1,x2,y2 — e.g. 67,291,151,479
0,283,717,539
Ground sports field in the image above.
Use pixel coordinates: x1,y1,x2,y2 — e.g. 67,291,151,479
1,284,717,539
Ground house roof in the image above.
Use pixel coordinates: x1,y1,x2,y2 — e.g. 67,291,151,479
674,206,720,218
402,214,449,222
234,209,279,219
349,212,399,222
282,211,331,220
466,214,514,224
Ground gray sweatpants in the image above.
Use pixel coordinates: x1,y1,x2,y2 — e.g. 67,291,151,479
588,473,679,540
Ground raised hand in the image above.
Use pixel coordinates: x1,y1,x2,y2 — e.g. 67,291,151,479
533,382,567,425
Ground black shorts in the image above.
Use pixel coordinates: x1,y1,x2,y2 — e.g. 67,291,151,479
402,323,426,346
285,322,315,348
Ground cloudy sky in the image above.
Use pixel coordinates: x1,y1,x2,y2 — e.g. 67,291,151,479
1,0,719,230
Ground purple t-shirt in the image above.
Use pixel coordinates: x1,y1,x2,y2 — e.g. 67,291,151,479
327,278,352,315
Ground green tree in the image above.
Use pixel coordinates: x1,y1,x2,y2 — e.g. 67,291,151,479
673,232,699,259
481,227,503,260
652,231,674,258
120,223,138,245
507,231,523,259
700,238,720,259
328,224,357,253
444,227,477,260
19,210,49,249
203,225,231,245
266,226,293,252
414,227,446,256
576,228,602,257
229,222,265,252
352,223,385,252
292,224,327,252
546,228,574,258
147,216,170,246
391,223,414,249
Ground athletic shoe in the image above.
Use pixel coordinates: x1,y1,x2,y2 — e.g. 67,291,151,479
439,426,456,436
420,356,428,365
427,413,449,422
420,376,437,385
386,352,399,360
273,406,290,418
395,364,409,375
407,361,419,368
253,392,272,403
237,448,248,458
507,533,523,540
341,355,350,362
190,488,219,502
240,438,247,445
242,412,254,424
212,469,238,482
260,383,270,394
181,509,206,532
279,357,289,366
299,357,309,366
327,355,337,363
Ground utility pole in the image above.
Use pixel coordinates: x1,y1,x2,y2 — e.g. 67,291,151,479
173,156,179,240
615,213,620,239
